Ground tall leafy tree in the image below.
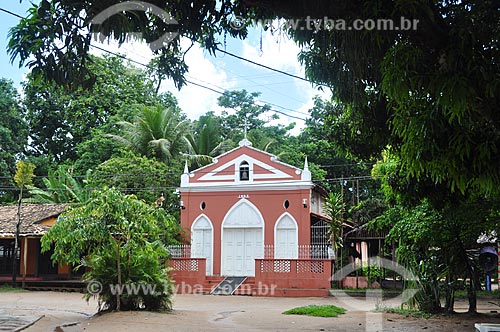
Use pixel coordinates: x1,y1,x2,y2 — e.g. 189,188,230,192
218,90,277,140
22,55,159,164
13,161,35,286
0,78,27,202
88,151,182,218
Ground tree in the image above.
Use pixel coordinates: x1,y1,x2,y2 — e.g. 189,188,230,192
108,104,192,165
0,78,27,203
323,192,345,252
22,55,159,164
10,1,500,193
371,153,500,313
87,151,182,218
27,165,90,204
218,90,276,138
41,188,180,311
185,113,231,168
13,161,35,286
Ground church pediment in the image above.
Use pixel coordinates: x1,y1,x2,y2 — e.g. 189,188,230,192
181,145,311,188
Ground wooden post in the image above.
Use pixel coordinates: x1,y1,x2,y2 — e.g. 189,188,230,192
22,238,28,288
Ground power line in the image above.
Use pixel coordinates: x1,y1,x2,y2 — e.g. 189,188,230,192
0,160,382,180
0,175,380,192
0,7,24,19
1,7,309,121
215,47,330,88
90,44,307,121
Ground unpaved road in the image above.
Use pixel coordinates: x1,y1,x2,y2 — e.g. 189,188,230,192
1,291,500,331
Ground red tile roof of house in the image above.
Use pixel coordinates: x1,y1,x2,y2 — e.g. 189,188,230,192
0,204,68,237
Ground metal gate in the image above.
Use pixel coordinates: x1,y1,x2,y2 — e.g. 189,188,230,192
310,219,329,259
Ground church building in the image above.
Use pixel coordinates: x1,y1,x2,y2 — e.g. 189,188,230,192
173,137,332,296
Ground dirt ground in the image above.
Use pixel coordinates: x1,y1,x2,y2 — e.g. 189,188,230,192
2,291,500,332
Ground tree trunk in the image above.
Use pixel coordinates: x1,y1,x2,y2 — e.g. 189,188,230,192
468,273,477,313
12,187,23,287
444,275,455,314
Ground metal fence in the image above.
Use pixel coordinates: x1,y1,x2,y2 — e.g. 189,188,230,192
167,244,191,258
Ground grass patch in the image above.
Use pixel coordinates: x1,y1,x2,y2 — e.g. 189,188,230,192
374,306,431,319
282,305,347,317
455,289,500,298
0,284,28,293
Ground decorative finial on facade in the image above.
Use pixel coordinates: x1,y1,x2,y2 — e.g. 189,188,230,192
181,161,189,187
301,156,311,181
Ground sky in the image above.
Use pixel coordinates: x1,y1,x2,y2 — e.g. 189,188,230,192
0,2,331,134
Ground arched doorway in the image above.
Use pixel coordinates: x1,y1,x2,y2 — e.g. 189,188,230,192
191,215,213,276
274,213,298,259
221,200,264,276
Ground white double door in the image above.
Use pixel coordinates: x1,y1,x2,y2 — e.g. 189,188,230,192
222,227,263,276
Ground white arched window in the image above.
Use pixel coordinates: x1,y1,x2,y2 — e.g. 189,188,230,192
191,215,213,275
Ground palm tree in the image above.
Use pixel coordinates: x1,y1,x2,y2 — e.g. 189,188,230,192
108,105,192,164
184,116,232,168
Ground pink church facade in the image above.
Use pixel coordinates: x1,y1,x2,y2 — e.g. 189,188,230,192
172,138,333,296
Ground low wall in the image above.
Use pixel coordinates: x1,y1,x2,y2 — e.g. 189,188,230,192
254,259,332,291
168,258,206,289
342,276,381,289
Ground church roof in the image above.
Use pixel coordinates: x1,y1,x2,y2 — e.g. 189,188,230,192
180,140,311,190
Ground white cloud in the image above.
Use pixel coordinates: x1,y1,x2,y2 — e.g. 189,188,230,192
241,30,303,75
159,41,235,120
90,38,234,120
89,33,332,135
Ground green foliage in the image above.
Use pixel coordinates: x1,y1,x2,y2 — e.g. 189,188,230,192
184,113,232,168
87,151,182,218
27,165,90,204
0,285,28,293
41,188,179,311
322,192,345,250
9,0,500,192
14,161,35,189
21,55,159,164
374,305,431,319
283,305,346,317
218,90,276,135
0,78,27,202
350,198,387,226
361,265,383,284
108,105,192,165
